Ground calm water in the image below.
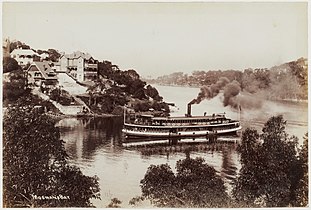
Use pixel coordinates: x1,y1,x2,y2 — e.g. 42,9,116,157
57,85,308,208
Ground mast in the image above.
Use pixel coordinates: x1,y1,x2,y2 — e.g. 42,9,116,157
124,105,126,124
239,105,241,122
238,93,241,122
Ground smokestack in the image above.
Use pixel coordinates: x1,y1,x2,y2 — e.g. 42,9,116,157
187,103,192,117
187,99,197,117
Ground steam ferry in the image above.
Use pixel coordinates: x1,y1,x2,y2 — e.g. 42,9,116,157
122,103,242,139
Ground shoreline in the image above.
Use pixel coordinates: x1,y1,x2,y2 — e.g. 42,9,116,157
151,83,308,103
45,112,120,120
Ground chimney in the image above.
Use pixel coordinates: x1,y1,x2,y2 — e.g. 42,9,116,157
187,99,198,117
187,103,192,117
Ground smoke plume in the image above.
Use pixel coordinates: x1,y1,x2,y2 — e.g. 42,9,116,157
230,94,263,110
223,80,241,107
191,76,263,110
192,77,230,104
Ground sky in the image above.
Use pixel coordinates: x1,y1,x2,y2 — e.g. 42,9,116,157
2,2,308,78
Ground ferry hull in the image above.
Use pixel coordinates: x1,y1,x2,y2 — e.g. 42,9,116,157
122,126,242,139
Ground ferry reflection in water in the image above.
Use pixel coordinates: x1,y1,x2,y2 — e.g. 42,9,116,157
57,117,240,208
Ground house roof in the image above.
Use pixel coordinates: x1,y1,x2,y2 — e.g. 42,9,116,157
60,51,94,60
28,61,58,80
39,52,49,59
11,49,39,56
63,51,92,60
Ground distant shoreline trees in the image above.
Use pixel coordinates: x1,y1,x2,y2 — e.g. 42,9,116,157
147,58,308,100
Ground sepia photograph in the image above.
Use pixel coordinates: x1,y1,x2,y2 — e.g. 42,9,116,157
2,1,309,208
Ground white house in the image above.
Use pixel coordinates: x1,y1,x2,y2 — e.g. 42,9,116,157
10,48,39,67
39,52,49,60
59,51,98,82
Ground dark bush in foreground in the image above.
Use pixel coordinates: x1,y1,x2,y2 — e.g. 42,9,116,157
3,101,100,207
140,156,229,207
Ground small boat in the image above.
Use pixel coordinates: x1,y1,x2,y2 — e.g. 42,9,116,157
122,103,242,139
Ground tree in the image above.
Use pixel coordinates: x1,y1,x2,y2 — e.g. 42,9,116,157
107,198,122,208
140,164,180,207
236,128,260,165
3,69,30,104
269,71,301,100
9,40,30,52
47,49,61,62
3,56,21,73
145,85,162,101
294,133,308,206
3,99,100,207
98,60,119,79
175,157,229,207
233,115,302,207
125,69,140,80
140,156,229,207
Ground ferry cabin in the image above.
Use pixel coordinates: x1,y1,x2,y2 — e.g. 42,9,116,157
123,113,241,138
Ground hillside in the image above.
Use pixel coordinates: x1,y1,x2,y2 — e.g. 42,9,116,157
77,61,169,115
3,40,169,116
146,58,308,100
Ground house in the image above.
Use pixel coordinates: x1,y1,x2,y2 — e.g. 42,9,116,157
27,61,58,88
51,61,61,72
10,48,40,67
59,51,98,82
39,52,49,61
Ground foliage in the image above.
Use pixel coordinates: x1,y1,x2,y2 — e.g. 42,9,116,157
3,56,21,73
84,81,129,114
269,70,302,100
133,100,169,114
47,49,61,62
3,100,100,207
294,133,308,206
10,92,60,114
9,40,30,52
140,156,229,207
233,115,304,207
36,49,49,55
128,196,145,206
107,198,122,208
111,106,124,115
49,88,73,106
236,128,260,165
98,60,119,79
148,58,307,100
3,69,30,104
88,60,166,114
145,85,163,101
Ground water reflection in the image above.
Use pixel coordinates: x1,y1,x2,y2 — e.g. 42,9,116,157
56,96,307,207
58,117,241,207
58,117,123,162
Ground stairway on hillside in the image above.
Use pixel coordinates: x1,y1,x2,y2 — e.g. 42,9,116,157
57,73,88,95
56,73,92,113
32,88,83,115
